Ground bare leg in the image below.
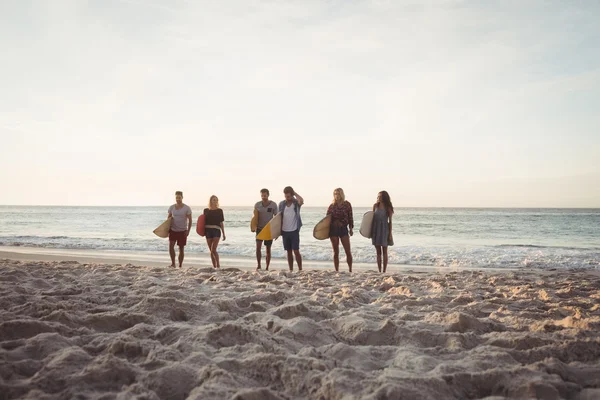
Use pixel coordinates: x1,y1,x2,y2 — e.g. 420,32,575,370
330,236,340,271
294,250,302,271
266,245,272,270
375,245,382,272
383,246,388,273
178,246,184,268
168,241,176,267
256,241,262,269
340,235,353,272
212,237,221,268
287,250,294,271
206,238,217,268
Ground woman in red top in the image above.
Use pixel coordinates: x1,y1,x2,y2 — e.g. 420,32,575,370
327,188,353,272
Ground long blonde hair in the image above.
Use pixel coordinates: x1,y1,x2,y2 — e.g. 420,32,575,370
331,188,345,205
208,195,219,209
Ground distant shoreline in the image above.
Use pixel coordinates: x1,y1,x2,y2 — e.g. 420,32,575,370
1,205,599,210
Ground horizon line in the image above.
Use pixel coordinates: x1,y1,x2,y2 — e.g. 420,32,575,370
1,204,599,210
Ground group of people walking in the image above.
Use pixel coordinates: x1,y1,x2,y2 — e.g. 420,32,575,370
166,187,394,273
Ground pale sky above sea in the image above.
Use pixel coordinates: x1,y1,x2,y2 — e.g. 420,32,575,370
1,0,599,207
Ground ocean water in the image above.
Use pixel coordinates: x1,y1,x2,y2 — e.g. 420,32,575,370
0,206,598,270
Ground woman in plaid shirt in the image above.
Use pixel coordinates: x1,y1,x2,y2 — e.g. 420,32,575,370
327,188,354,272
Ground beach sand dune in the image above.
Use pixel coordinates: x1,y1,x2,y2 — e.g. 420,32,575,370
1,259,599,399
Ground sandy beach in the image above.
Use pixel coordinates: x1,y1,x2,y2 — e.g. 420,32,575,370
1,256,599,400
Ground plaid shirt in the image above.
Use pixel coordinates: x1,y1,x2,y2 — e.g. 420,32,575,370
327,201,354,229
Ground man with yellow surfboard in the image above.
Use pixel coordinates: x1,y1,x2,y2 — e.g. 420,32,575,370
253,188,277,270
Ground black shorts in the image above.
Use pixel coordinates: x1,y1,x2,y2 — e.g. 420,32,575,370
169,230,187,246
256,228,273,247
205,228,221,239
329,225,349,238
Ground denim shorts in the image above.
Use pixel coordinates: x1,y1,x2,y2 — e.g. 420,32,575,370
281,229,300,251
256,228,273,247
205,228,221,239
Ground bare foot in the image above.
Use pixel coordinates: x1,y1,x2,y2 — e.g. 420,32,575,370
256,266,262,270
168,264,175,268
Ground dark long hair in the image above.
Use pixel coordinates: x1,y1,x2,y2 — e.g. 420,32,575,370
379,191,394,214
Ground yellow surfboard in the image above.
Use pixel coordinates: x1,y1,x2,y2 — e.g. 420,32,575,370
153,217,172,238
313,215,331,240
256,212,282,241
250,209,258,232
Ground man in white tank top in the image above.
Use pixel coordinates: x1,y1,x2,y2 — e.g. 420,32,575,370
278,186,304,271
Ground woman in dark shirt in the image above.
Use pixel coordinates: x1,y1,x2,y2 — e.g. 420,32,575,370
327,188,353,272
204,195,226,268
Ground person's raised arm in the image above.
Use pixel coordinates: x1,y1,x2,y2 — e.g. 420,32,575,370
294,192,304,206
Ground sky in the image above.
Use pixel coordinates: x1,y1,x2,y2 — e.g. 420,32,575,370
1,0,599,208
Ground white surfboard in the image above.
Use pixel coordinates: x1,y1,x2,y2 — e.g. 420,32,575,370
256,212,282,241
359,211,374,238
153,218,172,238
313,215,331,240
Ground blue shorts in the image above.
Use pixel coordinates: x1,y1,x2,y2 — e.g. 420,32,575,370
256,228,273,247
282,230,300,251
205,228,221,239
